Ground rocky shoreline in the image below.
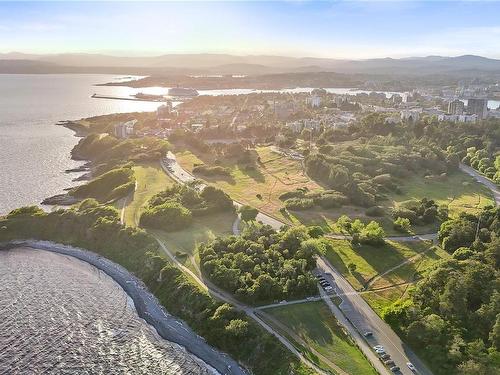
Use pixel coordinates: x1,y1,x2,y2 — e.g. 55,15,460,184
1,240,246,375
41,122,93,207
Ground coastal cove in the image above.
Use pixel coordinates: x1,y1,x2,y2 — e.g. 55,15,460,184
0,240,245,375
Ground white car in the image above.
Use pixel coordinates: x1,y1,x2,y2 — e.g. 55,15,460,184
407,362,416,372
373,345,384,350
375,348,386,354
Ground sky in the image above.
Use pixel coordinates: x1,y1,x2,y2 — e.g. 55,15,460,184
1,1,500,59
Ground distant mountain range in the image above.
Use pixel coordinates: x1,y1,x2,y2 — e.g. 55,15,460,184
1,52,500,76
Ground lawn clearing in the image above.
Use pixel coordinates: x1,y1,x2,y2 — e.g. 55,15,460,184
288,170,494,236
151,211,236,274
325,239,432,290
267,301,377,375
388,171,495,218
362,287,409,316
369,245,450,290
175,146,321,223
122,162,173,227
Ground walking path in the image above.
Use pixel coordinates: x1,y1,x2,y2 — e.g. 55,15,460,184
153,235,328,375
159,152,436,375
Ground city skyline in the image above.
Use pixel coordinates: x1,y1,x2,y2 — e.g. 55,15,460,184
2,1,500,59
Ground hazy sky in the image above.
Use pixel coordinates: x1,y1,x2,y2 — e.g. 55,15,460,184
1,1,500,59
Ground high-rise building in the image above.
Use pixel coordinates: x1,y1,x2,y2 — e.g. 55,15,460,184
448,99,465,115
467,99,488,119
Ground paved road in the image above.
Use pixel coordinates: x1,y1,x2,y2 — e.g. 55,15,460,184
153,235,328,375
160,152,435,375
459,163,500,206
317,257,433,375
319,287,390,375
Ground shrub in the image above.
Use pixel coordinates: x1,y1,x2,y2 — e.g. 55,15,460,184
392,207,418,224
365,206,385,217
314,192,349,209
139,201,192,231
239,205,258,222
394,217,411,233
278,190,305,201
284,198,314,210
71,167,134,202
192,165,231,177
307,226,325,238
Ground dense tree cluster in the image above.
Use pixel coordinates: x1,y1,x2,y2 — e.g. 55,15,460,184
438,206,499,253
199,225,321,304
0,202,312,375
419,118,499,183
71,166,135,202
140,184,234,231
192,164,232,177
279,187,349,211
383,206,499,375
73,133,170,163
305,141,452,207
336,215,386,246
463,147,500,184
392,198,445,226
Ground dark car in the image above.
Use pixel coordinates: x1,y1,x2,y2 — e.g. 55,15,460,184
384,360,395,366
363,331,373,337
380,354,390,360
390,366,400,372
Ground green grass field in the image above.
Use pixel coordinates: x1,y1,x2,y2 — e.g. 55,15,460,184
176,145,494,235
152,211,236,274
121,162,173,227
325,238,450,315
175,146,321,223
266,302,377,375
361,245,450,315
289,171,494,236
324,239,436,290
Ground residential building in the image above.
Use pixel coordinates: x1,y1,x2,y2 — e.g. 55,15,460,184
157,101,173,119
400,109,421,122
438,113,478,123
114,119,137,138
448,99,465,115
467,98,488,119
306,95,322,108
391,94,403,104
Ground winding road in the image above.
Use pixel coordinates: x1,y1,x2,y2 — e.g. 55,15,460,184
157,153,500,375
459,163,500,205
153,235,328,375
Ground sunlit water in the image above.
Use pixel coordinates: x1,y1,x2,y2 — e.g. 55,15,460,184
0,74,160,215
0,247,214,375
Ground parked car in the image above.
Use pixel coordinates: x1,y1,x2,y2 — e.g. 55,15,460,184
390,366,400,373
384,360,395,366
407,362,416,372
363,331,373,337
375,348,385,354
380,354,390,360
373,345,384,351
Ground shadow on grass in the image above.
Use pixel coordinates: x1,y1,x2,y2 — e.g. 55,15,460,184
237,163,266,183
